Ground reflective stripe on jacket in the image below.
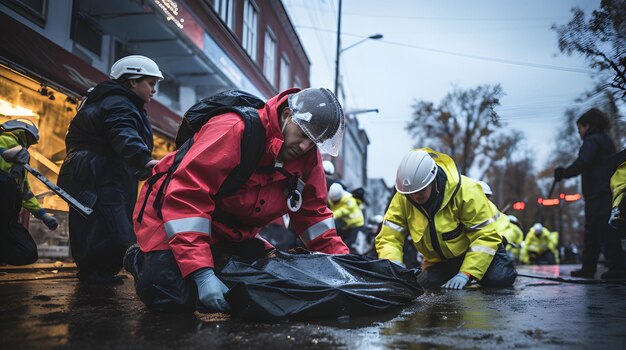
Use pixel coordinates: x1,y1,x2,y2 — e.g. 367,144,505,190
375,148,501,280
328,193,364,229
133,89,349,277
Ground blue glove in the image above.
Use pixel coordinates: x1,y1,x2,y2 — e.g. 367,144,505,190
442,272,470,289
192,268,230,312
35,209,58,230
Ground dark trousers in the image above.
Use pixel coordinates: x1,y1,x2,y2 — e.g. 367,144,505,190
580,197,625,272
124,239,268,311
416,245,517,289
0,173,37,266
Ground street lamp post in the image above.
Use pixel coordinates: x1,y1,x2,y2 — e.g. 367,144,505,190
333,0,383,95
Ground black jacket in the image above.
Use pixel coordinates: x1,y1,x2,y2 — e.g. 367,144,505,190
562,126,615,200
64,80,153,167
57,80,153,271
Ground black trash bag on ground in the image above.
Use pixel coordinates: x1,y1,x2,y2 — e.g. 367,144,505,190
217,250,423,321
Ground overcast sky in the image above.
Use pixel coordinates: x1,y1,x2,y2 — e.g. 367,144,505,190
283,0,605,186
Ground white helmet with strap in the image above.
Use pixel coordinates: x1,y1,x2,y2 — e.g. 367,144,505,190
110,55,164,80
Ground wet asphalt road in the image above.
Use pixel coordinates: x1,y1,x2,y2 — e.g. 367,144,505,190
0,264,625,350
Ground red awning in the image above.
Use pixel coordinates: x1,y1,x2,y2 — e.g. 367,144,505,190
0,12,181,138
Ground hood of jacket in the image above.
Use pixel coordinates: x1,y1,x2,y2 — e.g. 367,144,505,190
83,80,145,110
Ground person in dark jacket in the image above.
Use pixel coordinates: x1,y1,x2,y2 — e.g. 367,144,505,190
554,108,625,279
58,55,163,284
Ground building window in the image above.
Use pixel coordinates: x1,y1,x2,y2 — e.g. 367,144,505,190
71,14,103,57
5,0,47,27
263,28,276,86
212,0,234,29
279,55,291,91
242,0,258,60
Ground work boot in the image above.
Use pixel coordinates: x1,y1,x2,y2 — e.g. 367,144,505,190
600,270,626,280
570,269,595,278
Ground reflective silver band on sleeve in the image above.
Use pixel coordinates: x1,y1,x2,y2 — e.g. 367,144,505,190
467,214,498,231
383,220,407,234
469,245,496,255
300,217,335,244
164,217,211,239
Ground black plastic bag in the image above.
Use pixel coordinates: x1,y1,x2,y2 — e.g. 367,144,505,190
218,250,423,321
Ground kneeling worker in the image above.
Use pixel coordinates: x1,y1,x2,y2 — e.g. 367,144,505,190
126,88,349,312
376,148,517,289
1,119,58,265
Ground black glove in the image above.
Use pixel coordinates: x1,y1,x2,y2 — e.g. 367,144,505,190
35,209,59,230
554,167,565,182
1,146,30,164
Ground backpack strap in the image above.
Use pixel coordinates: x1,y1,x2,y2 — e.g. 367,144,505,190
136,107,266,222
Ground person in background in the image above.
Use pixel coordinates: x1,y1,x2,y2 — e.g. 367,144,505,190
502,215,524,262
554,108,625,279
328,182,365,253
376,148,516,290
608,147,625,238
0,119,58,265
520,223,558,265
57,55,163,285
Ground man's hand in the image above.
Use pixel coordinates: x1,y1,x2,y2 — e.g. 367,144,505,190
1,146,30,164
442,272,470,289
554,167,565,182
192,268,230,312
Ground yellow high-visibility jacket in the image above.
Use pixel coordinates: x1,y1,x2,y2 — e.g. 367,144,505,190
0,130,41,214
328,192,364,229
489,201,510,235
520,228,559,264
376,148,502,280
611,160,625,209
501,222,523,259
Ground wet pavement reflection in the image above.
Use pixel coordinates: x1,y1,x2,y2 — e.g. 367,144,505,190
0,264,625,349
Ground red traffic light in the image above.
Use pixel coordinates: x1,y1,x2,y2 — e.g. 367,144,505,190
512,201,525,210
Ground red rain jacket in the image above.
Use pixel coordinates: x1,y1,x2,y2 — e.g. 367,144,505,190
133,89,349,277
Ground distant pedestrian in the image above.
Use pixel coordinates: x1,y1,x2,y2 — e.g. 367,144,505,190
376,148,517,290
554,108,625,279
1,119,58,265
57,55,163,284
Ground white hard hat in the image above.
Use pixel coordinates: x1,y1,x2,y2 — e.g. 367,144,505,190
395,149,438,194
110,55,164,80
328,183,344,202
533,223,543,233
477,180,493,196
322,160,335,175
288,88,344,157
373,215,384,224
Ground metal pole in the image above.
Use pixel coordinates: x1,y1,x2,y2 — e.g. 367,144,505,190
333,0,342,96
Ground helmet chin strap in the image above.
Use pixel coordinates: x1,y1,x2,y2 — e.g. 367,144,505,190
281,116,291,134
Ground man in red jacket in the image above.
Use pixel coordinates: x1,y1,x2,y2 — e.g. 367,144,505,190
125,88,349,312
